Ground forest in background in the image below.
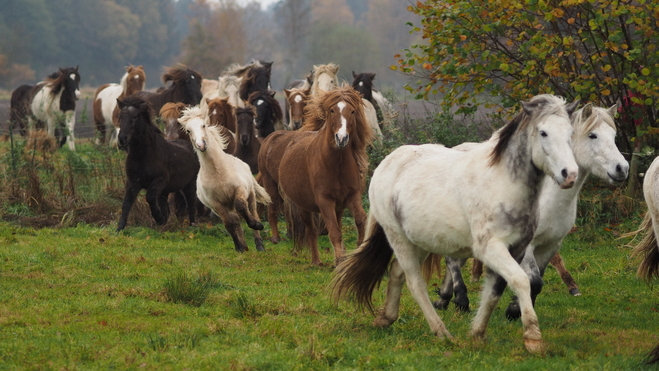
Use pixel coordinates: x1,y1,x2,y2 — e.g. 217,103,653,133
0,0,420,92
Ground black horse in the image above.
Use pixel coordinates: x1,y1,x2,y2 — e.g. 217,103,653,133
233,106,260,175
116,96,199,231
132,66,202,115
225,60,272,101
351,71,383,123
248,90,283,138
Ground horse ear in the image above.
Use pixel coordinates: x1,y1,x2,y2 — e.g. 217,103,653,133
268,91,276,98
284,89,292,98
117,98,126,109
581,103,593,118
205,98,211,105
368,73,376,81
608,104,617,117
565,99,580,116
331,65,340,74
352,71,357,78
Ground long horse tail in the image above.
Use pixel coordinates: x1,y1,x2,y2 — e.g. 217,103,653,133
421,253,443,283
632,212,659,281
331,213,393,315
252,177,272,206
646,342,659,364
282,193,306,253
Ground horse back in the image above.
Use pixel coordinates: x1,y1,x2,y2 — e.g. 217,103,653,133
10,84,35,127
258,130,303,185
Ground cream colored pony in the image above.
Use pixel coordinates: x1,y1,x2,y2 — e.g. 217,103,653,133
179,106,270,253
200,75,245,109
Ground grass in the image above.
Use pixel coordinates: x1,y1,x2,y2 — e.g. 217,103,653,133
0,212,657,370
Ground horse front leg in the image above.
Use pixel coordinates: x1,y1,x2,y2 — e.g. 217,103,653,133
215,206,248,253
233,187,264,231
317,198,344,265
549,252,580,296
473,241,543,353
65,110,76,151
506,246,543,321
117,182,140,231
435,257,470,312
146,183,169,225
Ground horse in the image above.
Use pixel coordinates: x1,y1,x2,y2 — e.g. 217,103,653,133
248,90,283,138
351,71,398,127
433,104,629,316
259,86,375,265
310,63,339,96
331,94,579,353
10,66,81,150
206,97,237,154
93,65,146,145
132,66,202,114
201,75,244,109
115,96,199,232
233,105,260,174
284,86,310,130
178,106,271,253
223,60,273,101
160,102,189,142
630,154,659,363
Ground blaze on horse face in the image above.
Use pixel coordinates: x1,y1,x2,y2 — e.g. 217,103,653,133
329,100,355,148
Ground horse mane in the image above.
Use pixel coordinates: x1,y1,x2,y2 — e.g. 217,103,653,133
490,94,569,165
218,75,242,96
223,60,269,77
162,65,200,85
119,95,163,136
248,90,283,121
180,105,230,151
301,85,374,172
160,102,187,121
207,97,236,129
235,105,256,118
571,104,617,138
45,67,78,96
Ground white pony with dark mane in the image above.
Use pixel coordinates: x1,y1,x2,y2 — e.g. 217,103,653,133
435,103,629,315
332,94,579,353
178,106,270,253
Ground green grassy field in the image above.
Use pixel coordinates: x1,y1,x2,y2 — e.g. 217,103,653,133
0,212,657,370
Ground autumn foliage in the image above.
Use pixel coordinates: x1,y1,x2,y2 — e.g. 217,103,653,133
396,0,659,156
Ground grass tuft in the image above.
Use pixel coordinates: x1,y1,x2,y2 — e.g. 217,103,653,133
162,271,214,307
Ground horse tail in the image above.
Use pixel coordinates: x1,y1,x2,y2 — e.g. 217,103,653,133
646,341,659,364
282,193,306,253
252,177,271,206
632,212,659,281
421,253,443,283
331,213,393,315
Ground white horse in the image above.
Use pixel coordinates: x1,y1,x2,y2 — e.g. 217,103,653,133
310,63,339,97
201,75,244,109
178,106,270,253
332,94,579,353
436,104,629,316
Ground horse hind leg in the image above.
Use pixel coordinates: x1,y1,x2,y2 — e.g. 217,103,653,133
233,188,263,231
434,256,470,312
146,188,169,225
248,192,265,252
216,207,248,253
550,252,580,296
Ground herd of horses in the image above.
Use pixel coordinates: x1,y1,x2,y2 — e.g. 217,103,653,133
8,61,659,360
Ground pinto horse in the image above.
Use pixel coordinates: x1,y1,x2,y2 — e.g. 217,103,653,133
179,106,271,252
351,71,397,128
433,104,629,315
206,97,237,154
332,95,579,353
115,96,199,232
10,66,81,150
248,90,283,138
284,86,310,130
93,65,146,145
259,86,375,265
133,66,202,114
233,105,260,174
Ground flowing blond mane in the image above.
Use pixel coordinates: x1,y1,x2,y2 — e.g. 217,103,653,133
179,105,229,151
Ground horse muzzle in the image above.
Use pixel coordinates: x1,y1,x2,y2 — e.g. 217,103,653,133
558,168,578,189
335,133,349,148
608,163,629,185
195,140,206,152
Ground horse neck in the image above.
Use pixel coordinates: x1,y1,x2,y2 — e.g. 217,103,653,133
128,123,161,155
499,128,543,190
196,132,231,171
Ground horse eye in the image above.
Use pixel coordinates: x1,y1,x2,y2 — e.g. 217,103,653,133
588,133,597,139
186,130,190,134
539,130,547,137
202,125,206,128
351,110,355,115
330,109,334,114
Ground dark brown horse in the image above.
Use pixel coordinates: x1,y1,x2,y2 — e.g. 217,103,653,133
258,86,374,265
206,97,237,154
93,65,146,145
224,60,273,101
116,95,199,231
248,90,283,138
233,105,260,174
133,66,202,114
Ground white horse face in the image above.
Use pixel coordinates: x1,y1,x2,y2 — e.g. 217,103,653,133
530,111,578,189
572,105,629,185
316,72,336,92
182,117,207,152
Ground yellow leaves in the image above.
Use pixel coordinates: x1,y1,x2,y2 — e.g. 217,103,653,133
552,8,565,18
500,63,510,72
423,63,433,70
642,68,651,76
602,64,612,72
601,89,611,96
567,18,575,24
460,35,467,41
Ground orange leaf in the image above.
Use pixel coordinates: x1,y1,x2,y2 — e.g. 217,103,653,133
460,35,467,41
567,18,575,24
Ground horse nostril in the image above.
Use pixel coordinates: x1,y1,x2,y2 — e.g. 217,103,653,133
561,168,568,179
616,164,623,174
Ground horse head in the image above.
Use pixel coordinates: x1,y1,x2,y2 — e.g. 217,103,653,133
495,95,578,189
235,106,256,145
163,66,203,106
571,103,629,185
207,97,236,132
351,71,376,101
249,90,282,137
179,105,212,153
124,65,146,96
312,63,339,94
116,96,152,150
285,87,310,130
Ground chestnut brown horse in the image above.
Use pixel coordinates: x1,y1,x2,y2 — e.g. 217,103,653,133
93,65,146,145
233,105,260,174
284,86,310,130
161,102,189,141
206,97,237,154
258,86,374,265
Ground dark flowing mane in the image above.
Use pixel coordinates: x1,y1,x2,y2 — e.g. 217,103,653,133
235,105,256,119
248,90,283,122
351,72,375,101
119,95,164,137
45,66,79,96
301,85,374,172
162,65,201,85
490,94,569,165
239,62,272,100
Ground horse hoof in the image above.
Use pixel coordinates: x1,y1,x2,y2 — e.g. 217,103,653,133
373,316,394,328
455,302,471,313
251,222,264,231
269,237,280,244
433,300,449,310
524,338,545,354
256,241,265,252
569,288,582,296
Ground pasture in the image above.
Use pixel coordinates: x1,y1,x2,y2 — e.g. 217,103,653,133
0,91,656,369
